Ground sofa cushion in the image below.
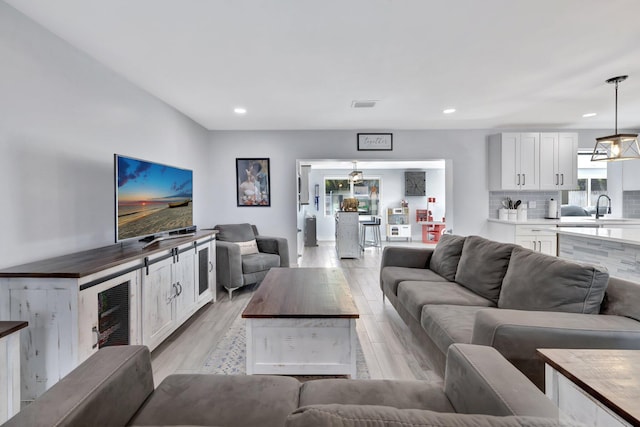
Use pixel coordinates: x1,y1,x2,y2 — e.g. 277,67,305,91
429,234,466,281
214,223,256,242
285,404,567,427
130,374,301,427
398,281,494,321
455,235,515,304
299,378,454,412
420,305,483,355
498,247,610,314
381,266,448,296
242,252,281,274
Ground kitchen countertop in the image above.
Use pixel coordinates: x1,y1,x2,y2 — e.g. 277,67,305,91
488,217,640,226
555,227,640,246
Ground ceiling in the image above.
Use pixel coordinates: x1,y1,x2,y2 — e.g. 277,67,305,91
6,0,640,131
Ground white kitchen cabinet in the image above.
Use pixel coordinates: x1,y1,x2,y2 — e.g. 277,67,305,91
622,160,640,190
489,133,540,190
515,226,557,256
487,221,557,256
539,133,578,190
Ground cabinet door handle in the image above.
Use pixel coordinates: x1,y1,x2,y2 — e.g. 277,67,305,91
209,261,214,273
561,174,564,185
538,241,542,251
517,174,521,185
92,326,99,349
555,174,559,185
532,241,537,251
177,281,183,296
522,174,525,185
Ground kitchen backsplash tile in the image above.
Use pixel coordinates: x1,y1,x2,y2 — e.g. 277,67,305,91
489,191,560,219
623,191,640,218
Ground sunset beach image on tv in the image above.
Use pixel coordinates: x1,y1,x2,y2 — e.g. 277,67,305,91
116,155,193,241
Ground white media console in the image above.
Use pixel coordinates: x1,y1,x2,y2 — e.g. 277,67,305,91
0,230,216,404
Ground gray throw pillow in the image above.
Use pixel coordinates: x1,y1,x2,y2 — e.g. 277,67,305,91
498,247,610,314
428,234,466,281
214,223,256,242
455,236,515,304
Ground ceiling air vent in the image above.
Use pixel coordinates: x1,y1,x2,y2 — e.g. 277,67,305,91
351,100,377,108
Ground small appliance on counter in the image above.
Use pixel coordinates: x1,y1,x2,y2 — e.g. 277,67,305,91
546,198,559,219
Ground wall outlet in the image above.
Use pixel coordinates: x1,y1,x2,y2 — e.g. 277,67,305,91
528,201,536,209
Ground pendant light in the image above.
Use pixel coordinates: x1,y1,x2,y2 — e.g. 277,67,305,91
591,75,640,161
349,161,363,184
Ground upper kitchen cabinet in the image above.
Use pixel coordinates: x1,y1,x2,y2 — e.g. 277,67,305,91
489,133,540,190
622,159,640,190
539,133,578,190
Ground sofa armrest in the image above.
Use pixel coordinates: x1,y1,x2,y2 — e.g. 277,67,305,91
381,246,433,270
216,240,244,288
4,346,154,427
256,235,290,267
443,343,558,418
471,309,640,389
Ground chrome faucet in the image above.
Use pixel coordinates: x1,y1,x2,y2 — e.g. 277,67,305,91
595,194,611,219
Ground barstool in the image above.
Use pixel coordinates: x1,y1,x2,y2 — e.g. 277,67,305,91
360,216,382,250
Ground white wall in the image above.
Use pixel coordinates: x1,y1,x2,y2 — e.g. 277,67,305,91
208,129,491,263
209,129,632,264
0,3,211,268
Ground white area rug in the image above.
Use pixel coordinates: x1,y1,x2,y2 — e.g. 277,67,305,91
203,313,370,379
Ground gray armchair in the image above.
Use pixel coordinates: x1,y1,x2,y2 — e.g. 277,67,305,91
214,223,289,299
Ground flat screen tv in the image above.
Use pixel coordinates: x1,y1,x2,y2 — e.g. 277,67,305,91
115,154,193,242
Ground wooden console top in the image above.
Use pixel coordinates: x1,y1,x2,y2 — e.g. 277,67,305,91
242,268,359,319
0,321,28,339
538,348,640,425
0,230,216,279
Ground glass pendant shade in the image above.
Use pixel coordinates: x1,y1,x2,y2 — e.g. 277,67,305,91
349,170,363,183
591,75,640,161
349,161,363,184
591,134,640,161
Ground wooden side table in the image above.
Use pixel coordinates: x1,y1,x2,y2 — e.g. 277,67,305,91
0,321,28,423
538,348,640,427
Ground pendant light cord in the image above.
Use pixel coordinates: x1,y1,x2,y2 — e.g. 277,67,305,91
615,80,619,134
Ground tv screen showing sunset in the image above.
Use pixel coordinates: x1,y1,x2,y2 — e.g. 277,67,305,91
116,155,193,241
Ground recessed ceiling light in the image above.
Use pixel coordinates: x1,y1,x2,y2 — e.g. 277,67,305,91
582,112,597,118
234,107,247,114
443,108,456,114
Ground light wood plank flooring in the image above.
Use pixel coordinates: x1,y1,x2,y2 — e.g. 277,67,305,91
151,240,442,385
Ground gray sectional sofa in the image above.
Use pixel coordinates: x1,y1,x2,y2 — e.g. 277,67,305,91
381,234,640,389
4,344,564,427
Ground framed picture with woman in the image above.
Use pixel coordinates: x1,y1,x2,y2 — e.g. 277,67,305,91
236,158,271,206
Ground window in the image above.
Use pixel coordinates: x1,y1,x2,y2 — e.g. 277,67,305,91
564,151,607,210
324,177,381,216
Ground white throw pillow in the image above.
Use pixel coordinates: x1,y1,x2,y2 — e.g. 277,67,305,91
236,239,259,255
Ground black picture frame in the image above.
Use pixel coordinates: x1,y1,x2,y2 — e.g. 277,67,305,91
357,133,393,151
236,158,270,206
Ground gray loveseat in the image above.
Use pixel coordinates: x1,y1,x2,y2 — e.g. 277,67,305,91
381,234,640,390
4,344,564,427
214,223,289,298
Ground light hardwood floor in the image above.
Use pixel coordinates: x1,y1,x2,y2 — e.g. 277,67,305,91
151,240,442,385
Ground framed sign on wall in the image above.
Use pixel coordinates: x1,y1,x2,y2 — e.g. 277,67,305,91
357,133,393,151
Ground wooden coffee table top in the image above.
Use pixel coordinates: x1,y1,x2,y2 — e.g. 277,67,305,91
242,268,359,319
538,348,640,425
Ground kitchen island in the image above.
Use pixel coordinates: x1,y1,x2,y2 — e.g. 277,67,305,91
556,227,640,281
